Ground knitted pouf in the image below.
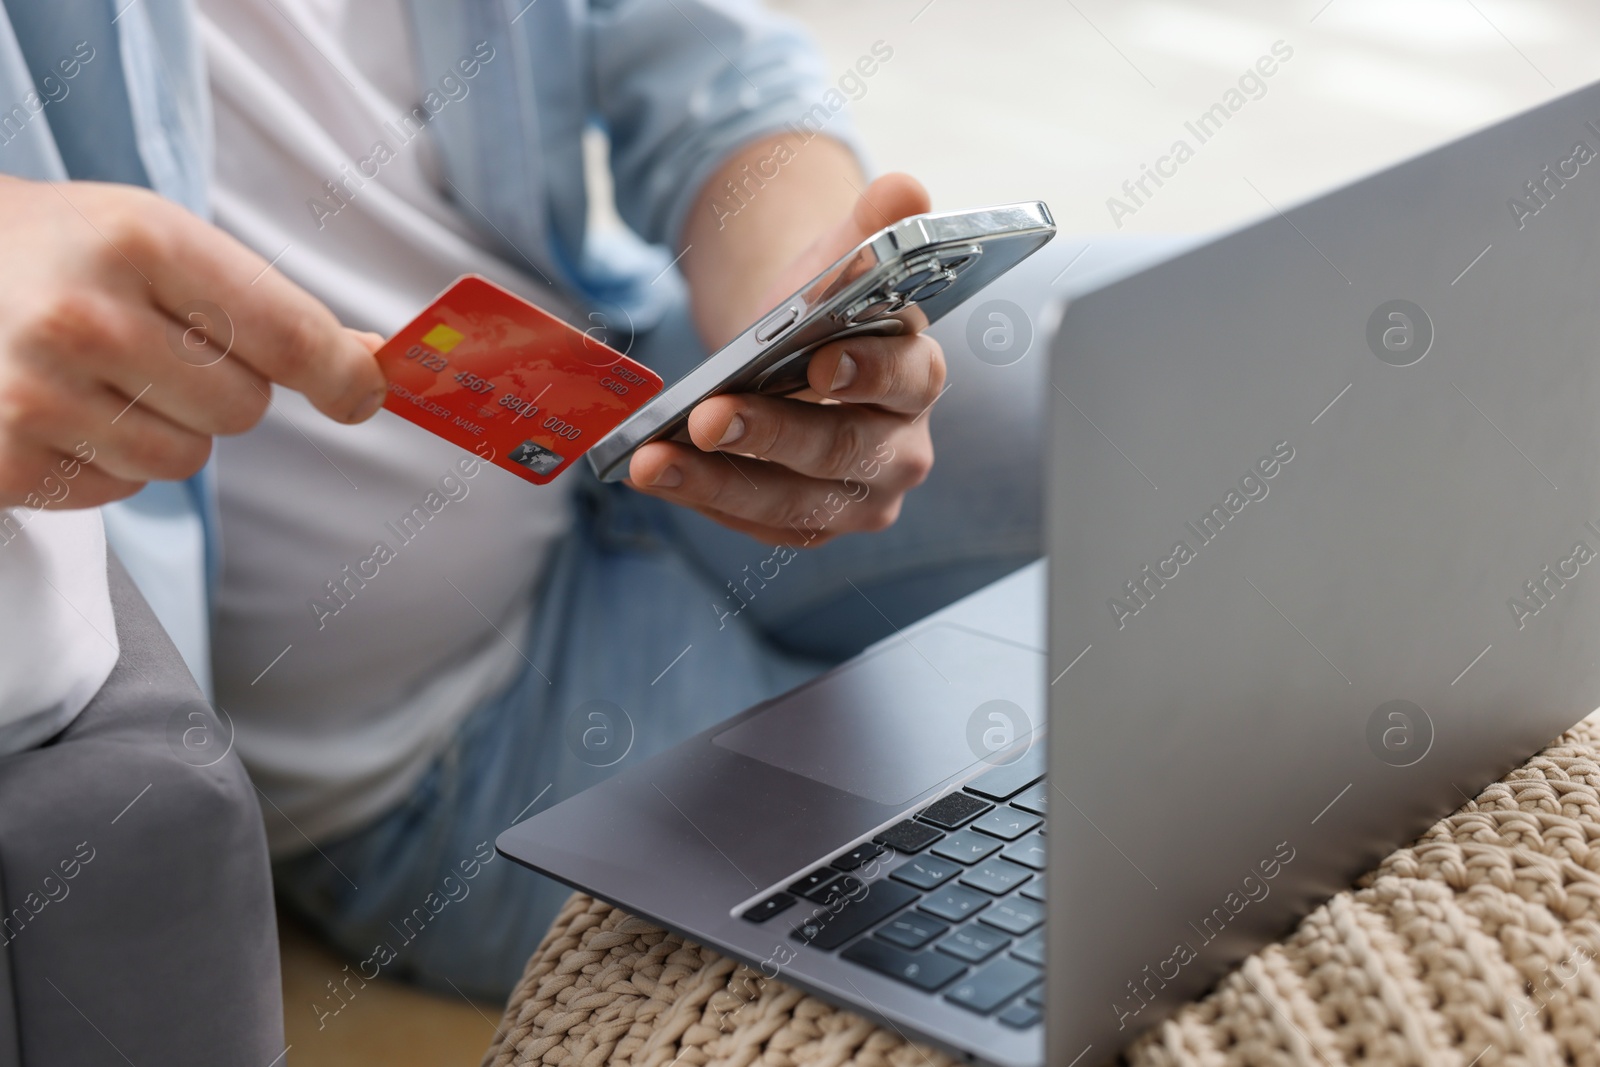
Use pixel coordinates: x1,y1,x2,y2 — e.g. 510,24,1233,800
482,714,1600,1067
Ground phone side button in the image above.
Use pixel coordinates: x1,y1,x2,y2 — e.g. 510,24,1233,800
755,305,800,342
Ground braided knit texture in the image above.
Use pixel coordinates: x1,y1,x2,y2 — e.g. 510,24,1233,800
482,713,1600,1067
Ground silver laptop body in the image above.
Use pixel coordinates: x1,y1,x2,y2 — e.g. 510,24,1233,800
499,78,1600,1067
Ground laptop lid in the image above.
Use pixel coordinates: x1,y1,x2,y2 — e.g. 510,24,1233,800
1047,78,1600,1064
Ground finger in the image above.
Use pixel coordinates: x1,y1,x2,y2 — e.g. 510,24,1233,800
18,293,272,438
43,384,215,484
0,436,141,509
820,174,931,264
349,328,386,354
89,188,385,423
628,441,903,536
685,391,931,489
850,172,931,237
164,237,385,422
779,174,934,291
684,505,842,549
39,451,144,507
805,332,947,415
88,415,212,484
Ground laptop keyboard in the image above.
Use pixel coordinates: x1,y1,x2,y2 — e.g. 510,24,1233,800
739,750,1047,1031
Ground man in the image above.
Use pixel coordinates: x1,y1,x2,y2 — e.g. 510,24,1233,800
0,0,1043,1037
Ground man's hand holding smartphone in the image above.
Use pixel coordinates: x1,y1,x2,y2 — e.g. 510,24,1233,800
627,173,945,548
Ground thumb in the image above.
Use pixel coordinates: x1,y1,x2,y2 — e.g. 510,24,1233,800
829,172,932,262
347,328,386,355
792,173,932,284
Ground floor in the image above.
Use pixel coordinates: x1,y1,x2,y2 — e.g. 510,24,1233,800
281,1,1600,1063
280,914,503,1066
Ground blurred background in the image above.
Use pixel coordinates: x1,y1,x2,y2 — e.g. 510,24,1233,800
283,0,1600,1062
777,0,1600,233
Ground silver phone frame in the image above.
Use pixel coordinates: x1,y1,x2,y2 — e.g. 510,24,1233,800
587,201,1056,482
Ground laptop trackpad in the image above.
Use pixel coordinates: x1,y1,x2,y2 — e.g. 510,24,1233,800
712,625,1044,806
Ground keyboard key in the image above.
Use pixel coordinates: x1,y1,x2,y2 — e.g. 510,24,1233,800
1010,931,1046,966
810,875,865,906
963,749,1045,801
960,859,1033,896
793,873,842,902
1011,783,1048,816
792,879,917,951
944,957,1042,1015
874,819,943,854
936,922,1011,963
832,842,885,871
742,893,796,923
920,885,990,923
891,856,961,890
932,830,1003,865
1000,833,1047,871
876,913,948,951
919,792,992,830
842,937,967,992
1025,985,1044,1006
969,808,1043,841
998,1001,1043,1029
787,869,837,897
1018,880,1045,903
980,897,1044,936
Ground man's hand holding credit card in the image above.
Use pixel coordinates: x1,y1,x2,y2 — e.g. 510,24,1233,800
374,275,662,484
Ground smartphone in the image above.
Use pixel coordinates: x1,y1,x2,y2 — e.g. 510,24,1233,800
586,201,1055,482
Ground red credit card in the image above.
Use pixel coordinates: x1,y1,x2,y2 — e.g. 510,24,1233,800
375,275,663,484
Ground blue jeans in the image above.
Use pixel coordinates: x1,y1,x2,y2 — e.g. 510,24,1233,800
273,235,1187,1003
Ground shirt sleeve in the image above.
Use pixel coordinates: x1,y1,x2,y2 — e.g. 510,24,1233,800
587,0,870,253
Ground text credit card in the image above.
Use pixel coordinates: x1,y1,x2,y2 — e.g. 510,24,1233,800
375,275,663,484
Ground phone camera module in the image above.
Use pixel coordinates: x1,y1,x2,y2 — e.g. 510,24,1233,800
903,268,958,302
839,291,906,325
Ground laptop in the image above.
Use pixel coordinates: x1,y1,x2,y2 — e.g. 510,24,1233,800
498,77,1600,1066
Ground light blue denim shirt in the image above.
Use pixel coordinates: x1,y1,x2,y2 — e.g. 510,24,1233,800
0,0,858,690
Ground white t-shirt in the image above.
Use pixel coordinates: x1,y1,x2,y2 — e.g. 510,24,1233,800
0,508,118,756
200,0,579,853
